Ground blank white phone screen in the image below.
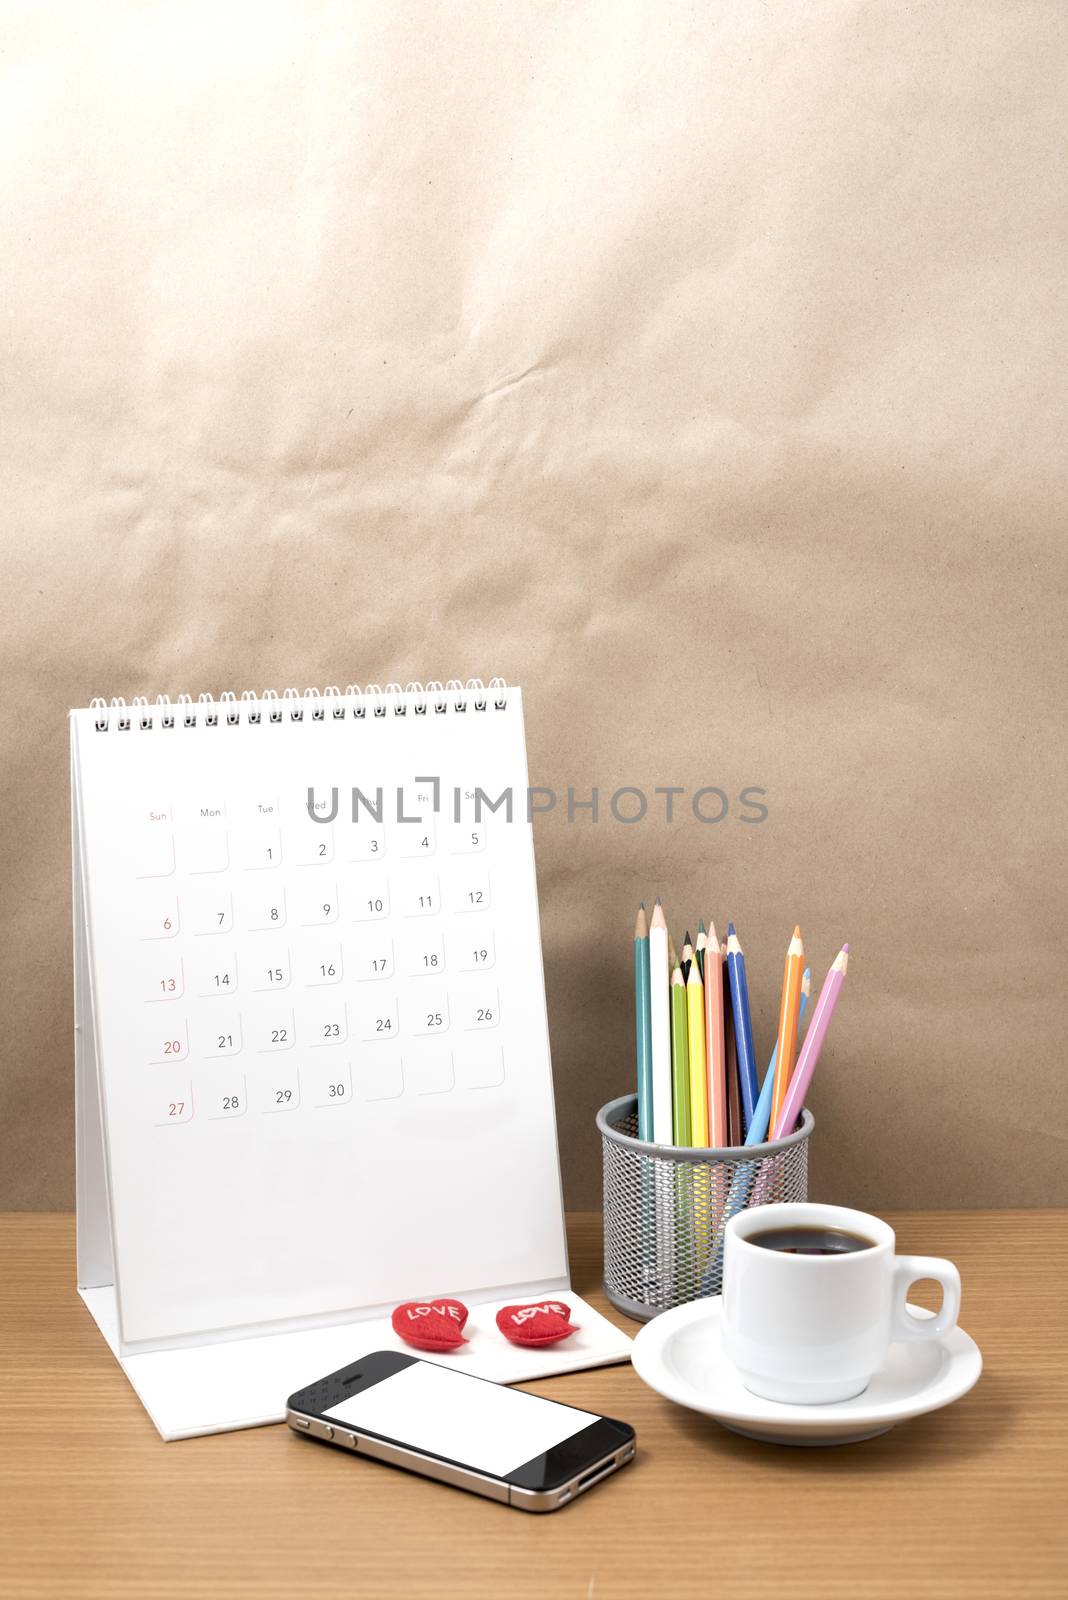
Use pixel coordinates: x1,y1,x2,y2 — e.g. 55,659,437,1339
323,1361,598,1478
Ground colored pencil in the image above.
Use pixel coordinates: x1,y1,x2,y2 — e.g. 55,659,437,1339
686,961,708,1145
634,905,653,1140
722,944,742,1145
703,920,727,1146
745,966,811,1146
648,899,673,1144
726,924,759,1134
680,932,693,985
695,921,707,980
670,964,691,1143
771,946,850,1140
770,926,805,1136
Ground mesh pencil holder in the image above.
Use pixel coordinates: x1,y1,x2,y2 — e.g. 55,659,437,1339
598,1095,814,1322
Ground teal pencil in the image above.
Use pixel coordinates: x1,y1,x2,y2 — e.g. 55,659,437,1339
634,905,653,1140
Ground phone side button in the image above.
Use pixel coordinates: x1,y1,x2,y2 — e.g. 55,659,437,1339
321,1426,334,1441
294,1417,311,1429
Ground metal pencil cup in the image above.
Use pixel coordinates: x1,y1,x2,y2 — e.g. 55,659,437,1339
598,1095,815,1322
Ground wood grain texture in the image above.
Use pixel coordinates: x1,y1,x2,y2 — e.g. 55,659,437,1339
1,1212,1065,1600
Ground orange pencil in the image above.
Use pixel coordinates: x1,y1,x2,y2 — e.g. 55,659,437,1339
770,926,805,1135
703,920,727,1145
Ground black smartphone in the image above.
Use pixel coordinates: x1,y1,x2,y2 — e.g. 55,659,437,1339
286,1350,635,1512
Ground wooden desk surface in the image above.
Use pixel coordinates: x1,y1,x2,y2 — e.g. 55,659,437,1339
1,1212,1065,1600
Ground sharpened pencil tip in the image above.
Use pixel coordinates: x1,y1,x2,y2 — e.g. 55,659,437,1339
698,917,706,934
727,921,736,936
793,924,801,939
842,943,850,953
654,895,662,905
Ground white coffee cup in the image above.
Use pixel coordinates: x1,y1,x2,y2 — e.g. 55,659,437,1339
722,1202,961,1405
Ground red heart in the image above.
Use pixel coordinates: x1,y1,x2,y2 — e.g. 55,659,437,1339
495,1301,578,1347
391,1298,469,1352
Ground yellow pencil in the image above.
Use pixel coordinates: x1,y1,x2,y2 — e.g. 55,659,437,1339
670,963,691,1143
686,960,709,1146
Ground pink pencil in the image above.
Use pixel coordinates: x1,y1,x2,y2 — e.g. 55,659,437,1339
770,945,849,1140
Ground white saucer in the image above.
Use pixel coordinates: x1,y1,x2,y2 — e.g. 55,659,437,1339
631,1298,982,1446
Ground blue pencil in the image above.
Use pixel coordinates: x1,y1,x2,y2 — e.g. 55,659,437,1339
726,923,760,1134
744,968,811,1146
634,905,653,1140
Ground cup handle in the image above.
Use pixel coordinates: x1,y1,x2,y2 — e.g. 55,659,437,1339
890,1255,961,1341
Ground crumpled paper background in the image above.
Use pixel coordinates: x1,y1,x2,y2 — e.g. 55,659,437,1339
2,1,1065,1209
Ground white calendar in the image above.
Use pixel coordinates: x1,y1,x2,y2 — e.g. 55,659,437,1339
72,680,630,1437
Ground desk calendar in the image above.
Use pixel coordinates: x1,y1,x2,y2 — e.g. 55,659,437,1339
71,680,631,1437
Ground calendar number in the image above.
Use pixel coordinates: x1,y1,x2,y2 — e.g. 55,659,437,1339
153,1081,193,1125
191,951,237,998
355,996,399,1043
253,1066,300,1113
404,987,450,1037
186,889,233,937
137,896,180,942
200,1014,242,1057
146,958,185,1002
463,989,500,1031
346,869,389,922
240,888,286,932
308,1062,353,1107
448,869,491,915
452,928,495,972
289,821,334,866
396,817,436,859
255,1012,295,1052
251,951,291,992
301,1000,348,1047
402,875,440,917
146,1021,189,1064
205,1076,247,1119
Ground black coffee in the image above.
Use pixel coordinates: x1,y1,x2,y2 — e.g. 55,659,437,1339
748,1224,875,1257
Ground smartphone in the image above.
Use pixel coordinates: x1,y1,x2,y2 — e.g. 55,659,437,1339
286,1350,635,1512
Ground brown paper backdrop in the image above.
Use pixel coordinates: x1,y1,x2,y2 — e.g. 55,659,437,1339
2,2,1065,1212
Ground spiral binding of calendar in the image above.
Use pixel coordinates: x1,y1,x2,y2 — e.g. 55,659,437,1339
89,679,510,732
